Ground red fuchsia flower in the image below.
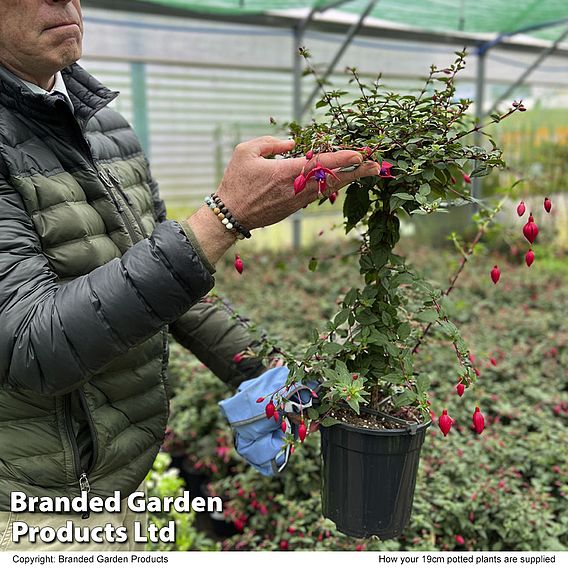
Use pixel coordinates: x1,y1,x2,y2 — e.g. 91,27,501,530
472,407,485,434
298,421,307,442
475,368,481,377
490,265,501,284
329,191,338,204
256,396,265,403
379,160,394,178
438,409,453,436
455,535,465,546
305,150,314,160
293,174,307,195
279,540,289,551
232,353,244,364
462,173,471,184
281,421,287,434
523,214,539,244
469,353,476,364
234,254,244,274
517,201,526,217
273,411,280,423
305,164,340,195
544,197,552,213
525,249,535,267
490,357,497,366
456,383,465,397
265,400,275,419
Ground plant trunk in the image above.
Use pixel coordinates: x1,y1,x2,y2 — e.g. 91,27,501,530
370,384,380,410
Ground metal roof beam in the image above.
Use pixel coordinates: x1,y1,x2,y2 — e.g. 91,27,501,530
301,0,379,116
486,24,568,116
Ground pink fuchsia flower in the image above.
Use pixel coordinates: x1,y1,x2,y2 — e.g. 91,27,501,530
379,161,394,178
523,214,539,244
232,353,244,363
293,174,307,195
472,407,485,434
234,254,244,274
490,265,500,284
305,164,340,195
455,535,465,546
463,173,472,183
438,409,453,436
525,249,535,267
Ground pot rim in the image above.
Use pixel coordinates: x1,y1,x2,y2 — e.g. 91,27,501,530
323,408,432,436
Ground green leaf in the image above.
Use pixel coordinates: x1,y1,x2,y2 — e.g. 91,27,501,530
320,417,341,427
381,371,405,384
392,192,414,201
416,309,439,323
308,257,318,272
355,310,379,325
334,309,350,326
323,342,343,356
307,407,319,421
344,183,370,232
393,390,417,407
347,398,360,414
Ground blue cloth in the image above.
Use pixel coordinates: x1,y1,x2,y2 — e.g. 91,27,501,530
219,367,316,476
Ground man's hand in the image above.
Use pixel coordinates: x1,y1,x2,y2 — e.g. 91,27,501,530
186,136,378,266
216,136,379,230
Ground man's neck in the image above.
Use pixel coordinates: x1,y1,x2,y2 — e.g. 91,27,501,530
0,59,55,91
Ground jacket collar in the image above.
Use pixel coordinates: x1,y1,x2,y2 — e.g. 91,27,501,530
0,63,118,130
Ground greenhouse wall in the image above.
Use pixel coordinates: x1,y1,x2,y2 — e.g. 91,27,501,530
80,7,568,212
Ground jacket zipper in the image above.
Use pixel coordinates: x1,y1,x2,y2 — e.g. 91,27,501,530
97,169,139,244
107,169,148,238
63,395,91,494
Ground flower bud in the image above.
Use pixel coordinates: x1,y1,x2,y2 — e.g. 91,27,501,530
438,409,453,436
273,411,280,423
472,406,485,434
232,353,243,363
281,421,287,433
544,197,552,213
305,150,314,160
523,214,539,244
329,192,338,204
455,535,465,546
256,396,265,403
516,201,526,217
298,421,307,442
456,384,465,397
265,401,275,419
234,254,244,274
525,249,535,267
462,173,471,184
490,265,500,284
294,174,307,195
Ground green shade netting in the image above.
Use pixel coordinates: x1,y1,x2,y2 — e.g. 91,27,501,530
127,0,568,40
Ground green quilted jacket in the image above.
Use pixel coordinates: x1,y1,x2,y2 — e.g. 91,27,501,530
0,64,264,511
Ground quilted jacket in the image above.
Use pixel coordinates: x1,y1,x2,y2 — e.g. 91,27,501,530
0,63,262,511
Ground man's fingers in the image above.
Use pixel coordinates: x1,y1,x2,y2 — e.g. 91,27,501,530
324,161,380,192
314,150,363,170
239,136,296,158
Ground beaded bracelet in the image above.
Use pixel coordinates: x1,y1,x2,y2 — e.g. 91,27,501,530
204,194,252,240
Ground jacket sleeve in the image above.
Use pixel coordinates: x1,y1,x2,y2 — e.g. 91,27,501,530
143,159,267,388
0,175,215,396
170,299,267,388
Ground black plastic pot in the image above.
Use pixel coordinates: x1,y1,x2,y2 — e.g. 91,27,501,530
321,417,430,539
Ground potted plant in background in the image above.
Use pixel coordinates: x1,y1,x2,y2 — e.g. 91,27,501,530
252,49,535,539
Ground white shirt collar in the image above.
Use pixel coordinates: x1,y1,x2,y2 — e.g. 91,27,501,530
20,71,74,113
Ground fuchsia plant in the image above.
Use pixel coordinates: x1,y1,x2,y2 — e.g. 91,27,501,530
248,49,551,451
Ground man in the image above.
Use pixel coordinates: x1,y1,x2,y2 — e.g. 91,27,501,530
0,0,379,551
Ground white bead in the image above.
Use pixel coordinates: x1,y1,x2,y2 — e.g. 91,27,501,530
222,218,229,225
226,223,233,230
